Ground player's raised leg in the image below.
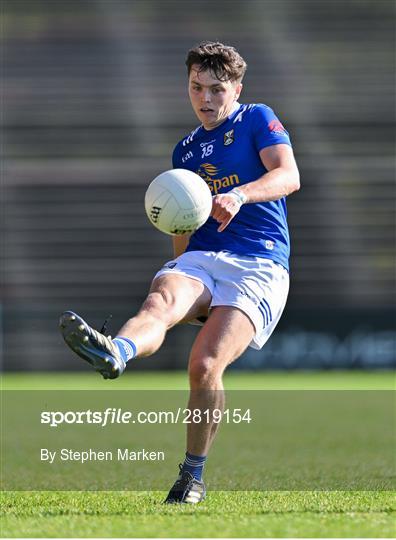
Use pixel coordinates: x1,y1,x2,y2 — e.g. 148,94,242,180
164,306,254,503
59,274,211,379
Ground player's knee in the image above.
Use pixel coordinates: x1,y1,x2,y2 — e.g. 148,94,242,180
188,355,222,389
141,289,176,323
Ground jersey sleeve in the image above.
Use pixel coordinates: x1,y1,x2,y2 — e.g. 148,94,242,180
251,104,291,152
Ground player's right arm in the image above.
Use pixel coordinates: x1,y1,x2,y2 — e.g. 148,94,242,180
170,140,192,258
172,234,191,258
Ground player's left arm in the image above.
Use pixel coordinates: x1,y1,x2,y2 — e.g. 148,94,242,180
239,143,300,202
212,143,300,232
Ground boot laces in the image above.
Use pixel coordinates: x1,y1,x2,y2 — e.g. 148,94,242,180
100,314,113,336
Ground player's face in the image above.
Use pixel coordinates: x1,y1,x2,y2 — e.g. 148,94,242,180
188,66,242,130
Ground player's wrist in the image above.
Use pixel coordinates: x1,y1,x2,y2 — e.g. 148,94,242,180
229,188,248,205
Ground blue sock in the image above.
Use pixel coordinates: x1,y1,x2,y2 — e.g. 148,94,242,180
112,337,137,363
181,452,207,481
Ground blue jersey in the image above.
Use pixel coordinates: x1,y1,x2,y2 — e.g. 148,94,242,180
172,103,293,270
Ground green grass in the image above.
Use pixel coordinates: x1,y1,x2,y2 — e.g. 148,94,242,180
2,490,395,538
2,370,395,390
1,371,395,538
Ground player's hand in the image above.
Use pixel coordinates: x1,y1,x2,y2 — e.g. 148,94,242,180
211,193,243,232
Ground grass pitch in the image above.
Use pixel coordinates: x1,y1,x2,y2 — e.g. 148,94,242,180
1,371,395,538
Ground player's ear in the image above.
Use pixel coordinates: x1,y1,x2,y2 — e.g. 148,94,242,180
234,82,243,100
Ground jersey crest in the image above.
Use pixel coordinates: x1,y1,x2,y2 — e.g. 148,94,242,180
223,129,234,146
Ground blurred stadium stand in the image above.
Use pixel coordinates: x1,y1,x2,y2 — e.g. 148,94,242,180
2,0,395,370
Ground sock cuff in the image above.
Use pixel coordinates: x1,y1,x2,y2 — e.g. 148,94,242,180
113,337,137,360
185,452,207,466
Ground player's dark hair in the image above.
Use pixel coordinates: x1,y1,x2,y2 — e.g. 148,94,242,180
186,41,247,82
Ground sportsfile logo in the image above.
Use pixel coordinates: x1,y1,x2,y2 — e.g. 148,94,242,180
197,163,240,195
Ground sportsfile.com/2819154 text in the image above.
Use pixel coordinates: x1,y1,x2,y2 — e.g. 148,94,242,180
40,408,252,427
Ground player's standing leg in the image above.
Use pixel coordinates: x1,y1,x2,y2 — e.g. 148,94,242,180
164,306,255,503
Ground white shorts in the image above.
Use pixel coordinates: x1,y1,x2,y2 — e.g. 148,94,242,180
154,250,289,350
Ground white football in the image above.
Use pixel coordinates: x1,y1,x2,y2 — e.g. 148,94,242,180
145,169,212,235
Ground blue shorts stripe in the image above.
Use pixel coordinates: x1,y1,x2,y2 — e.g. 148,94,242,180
258,297,273,328
261,298,273,322
258,302,269,327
